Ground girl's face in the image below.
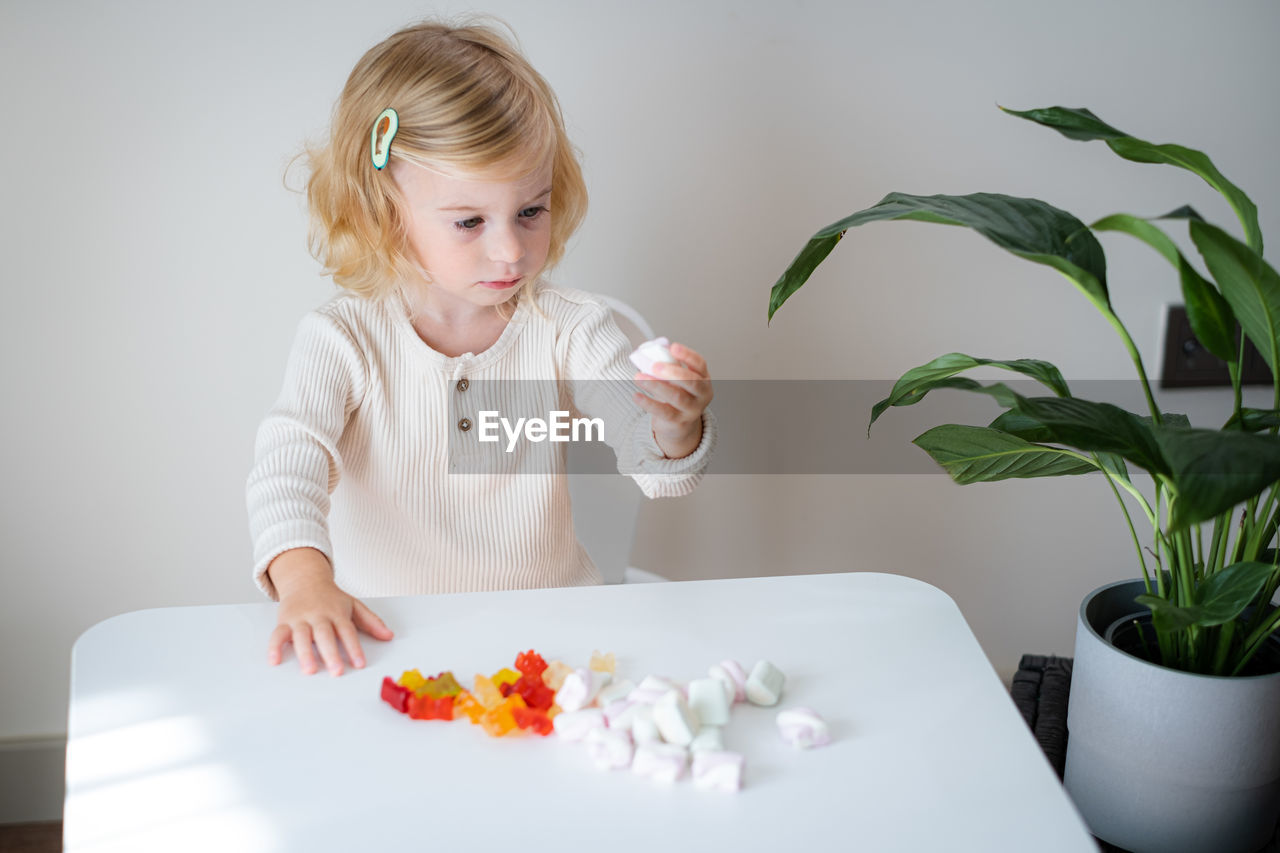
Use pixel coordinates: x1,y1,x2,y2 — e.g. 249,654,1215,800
392,157,553,311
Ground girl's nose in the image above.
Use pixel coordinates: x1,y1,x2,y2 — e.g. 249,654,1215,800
488,224,526,265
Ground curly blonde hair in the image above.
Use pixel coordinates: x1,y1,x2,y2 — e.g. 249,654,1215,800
300,18,587,299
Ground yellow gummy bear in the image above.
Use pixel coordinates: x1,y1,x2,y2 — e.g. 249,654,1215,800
397,669,428,692
491,668,520,688
589,650,616,674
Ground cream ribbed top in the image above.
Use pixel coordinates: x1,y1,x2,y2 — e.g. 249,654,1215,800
246,283,715,600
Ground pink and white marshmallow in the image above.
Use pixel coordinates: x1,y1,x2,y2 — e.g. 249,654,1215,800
709,660,748,703
632,742,689,784
629,337,678,376
552,708,606,742
776,707,831,749
691,750,745,792
585,727,635,770
745,659,786,706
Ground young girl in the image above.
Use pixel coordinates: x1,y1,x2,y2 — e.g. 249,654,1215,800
247,19,716,677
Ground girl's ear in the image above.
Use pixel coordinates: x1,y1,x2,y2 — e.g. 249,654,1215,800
371,108,399,170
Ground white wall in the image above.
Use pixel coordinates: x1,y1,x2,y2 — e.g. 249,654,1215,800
2,0,1277,763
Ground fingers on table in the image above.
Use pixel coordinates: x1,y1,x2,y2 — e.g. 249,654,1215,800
311,621,345,676
353,599,395,641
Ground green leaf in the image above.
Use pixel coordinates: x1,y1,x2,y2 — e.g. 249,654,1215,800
1195,561,1276,625
1003,106,1261,253
1189,221,1280,377
1224,408,1280,432
1012,396,1169,477
1092,213,1237,361
1156,426,1280,529
767,192,1109,321
1134,594,1200,633
988,409,1054,442
868,353,1070,433
1134,562,1275,634
768,230,843,322
912,424,1096,484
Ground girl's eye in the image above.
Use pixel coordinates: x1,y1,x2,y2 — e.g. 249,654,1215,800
455,216,484,231
519,205,548,220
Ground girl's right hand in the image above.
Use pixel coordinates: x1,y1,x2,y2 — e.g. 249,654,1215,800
265,548,394,675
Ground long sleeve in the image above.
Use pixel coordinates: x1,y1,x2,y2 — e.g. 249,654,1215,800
246,309,369,599
560,302,716,498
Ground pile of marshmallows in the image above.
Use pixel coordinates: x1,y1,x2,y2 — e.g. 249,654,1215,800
553,655,831,792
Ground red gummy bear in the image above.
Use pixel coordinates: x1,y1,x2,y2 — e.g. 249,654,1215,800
499,681,514,698
515,650,548,677
408,693,455,721
512,672,556,711
512,705,554,736
381,676,411,713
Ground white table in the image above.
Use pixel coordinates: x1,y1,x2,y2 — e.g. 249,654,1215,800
65,572,1095,852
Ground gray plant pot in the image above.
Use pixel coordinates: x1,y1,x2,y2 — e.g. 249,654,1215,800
1063,578,1280,853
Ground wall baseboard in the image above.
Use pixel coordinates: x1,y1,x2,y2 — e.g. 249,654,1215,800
0,737,64,824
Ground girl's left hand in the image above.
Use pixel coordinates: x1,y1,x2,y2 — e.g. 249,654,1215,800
633,342,714,460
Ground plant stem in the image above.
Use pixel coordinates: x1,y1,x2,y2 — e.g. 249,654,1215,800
1244,484,1280,561
1211,620,1236,676
1206,512,1227,577
1095,453,1151,587
1232,608,1280,676
1105,311,1161,425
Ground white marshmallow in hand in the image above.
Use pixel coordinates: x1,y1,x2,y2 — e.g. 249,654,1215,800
745,659,786,706
653,689,700,746
585,727,635,770
776,707,831,749
556,667,610,712
632,742,689,784
692,750,745,792
629,337,678,376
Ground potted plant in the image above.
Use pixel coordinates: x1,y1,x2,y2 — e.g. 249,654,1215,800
767,106,1280,853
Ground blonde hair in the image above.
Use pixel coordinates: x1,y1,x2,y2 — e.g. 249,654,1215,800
299,18,588,300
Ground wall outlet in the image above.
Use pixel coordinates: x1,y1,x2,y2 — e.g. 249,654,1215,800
1159,304,1271,388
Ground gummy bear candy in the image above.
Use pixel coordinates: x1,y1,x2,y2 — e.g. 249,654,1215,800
541,660,573,691
515,650,548,677
454,690,485,724
481,694,527,737
589,650,616,674
381,677,411,713
491,668,520,688
473,674,504,709
512,705,554,736
420,671,463,698
512,671,555,711
397,669,428,692
408,693,455,721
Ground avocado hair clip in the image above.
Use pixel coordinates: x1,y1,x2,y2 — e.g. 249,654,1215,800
370,108,399,170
